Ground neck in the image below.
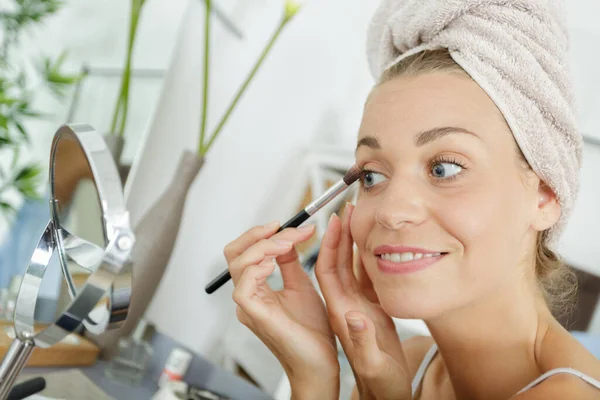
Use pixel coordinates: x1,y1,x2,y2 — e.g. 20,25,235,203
425,276,554,400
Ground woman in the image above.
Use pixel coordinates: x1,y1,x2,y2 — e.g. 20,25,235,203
224,1,600,398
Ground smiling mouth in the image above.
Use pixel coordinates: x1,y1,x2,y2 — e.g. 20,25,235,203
377,251,449,263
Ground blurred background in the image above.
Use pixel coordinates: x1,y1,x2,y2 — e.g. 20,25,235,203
0,0,599,399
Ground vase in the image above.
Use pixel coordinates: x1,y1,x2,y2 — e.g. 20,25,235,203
87,149,204,358
102,135,134,184
103,135,125,164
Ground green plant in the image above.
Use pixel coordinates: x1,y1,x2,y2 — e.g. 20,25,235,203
109,0,146,138
0,0,83,218
197,0,304,156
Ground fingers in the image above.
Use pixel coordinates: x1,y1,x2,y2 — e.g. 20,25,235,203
338,203,357,287
232,260,277,325
276,227,316,289
355,254,379,303
314,213,345,303
227,224,315,286
345,311,383,376
224,220,280,263
345,311,411,400
315,202,358,304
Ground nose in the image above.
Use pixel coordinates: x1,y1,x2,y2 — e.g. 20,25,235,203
375,177,427,230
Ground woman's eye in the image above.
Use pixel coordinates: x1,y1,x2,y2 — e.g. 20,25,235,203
361,171,387,188
431,162,463,179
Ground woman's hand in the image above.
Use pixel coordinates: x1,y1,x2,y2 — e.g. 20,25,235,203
225,221,340,399
315,203,412,400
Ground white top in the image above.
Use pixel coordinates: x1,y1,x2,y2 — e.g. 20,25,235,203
411,344,600,397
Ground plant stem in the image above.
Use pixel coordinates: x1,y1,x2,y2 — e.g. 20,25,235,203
109,0,144,137
118,0,143,137
201,19,287,155
198,0,212,155
109,89,123,135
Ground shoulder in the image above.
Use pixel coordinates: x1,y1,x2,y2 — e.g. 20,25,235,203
521,324,600,399
402,335,436,378
512,372,600,399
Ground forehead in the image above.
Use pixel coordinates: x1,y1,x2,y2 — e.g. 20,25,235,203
360,73,509,142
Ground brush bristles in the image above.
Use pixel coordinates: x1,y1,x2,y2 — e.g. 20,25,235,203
343,165,361,185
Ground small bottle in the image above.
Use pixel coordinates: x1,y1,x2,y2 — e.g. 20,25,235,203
158,347,192,388
105,319,155,386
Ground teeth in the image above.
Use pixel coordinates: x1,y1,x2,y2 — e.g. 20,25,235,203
400,253,414,262
379,252,441,263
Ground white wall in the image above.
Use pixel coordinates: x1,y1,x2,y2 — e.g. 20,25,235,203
560,0,600,333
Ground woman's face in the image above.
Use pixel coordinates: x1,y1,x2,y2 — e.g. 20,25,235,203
351,72,551,319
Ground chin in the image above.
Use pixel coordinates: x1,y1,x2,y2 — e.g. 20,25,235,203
379,293,444,320
374,283,463,321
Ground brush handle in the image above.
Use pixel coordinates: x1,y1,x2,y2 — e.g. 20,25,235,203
7,377,45,400
205,209,310,294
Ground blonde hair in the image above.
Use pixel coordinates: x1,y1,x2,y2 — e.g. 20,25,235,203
378,48,577,319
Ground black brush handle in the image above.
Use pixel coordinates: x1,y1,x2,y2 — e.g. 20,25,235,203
279,209,310,230
205,210,310,294
8,377,46,400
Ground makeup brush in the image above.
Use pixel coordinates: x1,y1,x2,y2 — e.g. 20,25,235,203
205,165,361,294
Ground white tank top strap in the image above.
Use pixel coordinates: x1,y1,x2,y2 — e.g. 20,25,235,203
515,367,600,395
411,343,438,396
409,344,600,398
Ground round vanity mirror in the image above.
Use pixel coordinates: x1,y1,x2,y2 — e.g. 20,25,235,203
0,124,135,399
49,124,133,334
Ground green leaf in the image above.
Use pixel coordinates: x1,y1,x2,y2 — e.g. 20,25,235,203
11,146,20,169
14,163,43,200
16,185,41,199
0,136,12,148
0,115,8,130
0,95,19,105
13,121,28,141
40,52,84,99
14,164,42,182
0,201,16,216
17,108,46,119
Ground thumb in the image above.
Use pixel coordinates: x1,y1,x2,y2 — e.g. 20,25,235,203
345,311,384,376
345,311,410,400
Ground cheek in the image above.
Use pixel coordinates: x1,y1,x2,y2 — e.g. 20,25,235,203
350,201,373,250
433,176,532,288
433,178,525,247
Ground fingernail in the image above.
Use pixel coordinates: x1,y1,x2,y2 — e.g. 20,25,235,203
298,224,315,232
274,239,293,248
264,220,279,229
346,316,365,331
329,213,337,222
259,258,276,268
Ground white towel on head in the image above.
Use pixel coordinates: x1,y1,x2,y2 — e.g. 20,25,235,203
366,0,583,248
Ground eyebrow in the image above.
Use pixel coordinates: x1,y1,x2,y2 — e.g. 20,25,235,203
356,126,479,152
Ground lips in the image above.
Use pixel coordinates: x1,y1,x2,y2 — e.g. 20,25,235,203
373,245,447,256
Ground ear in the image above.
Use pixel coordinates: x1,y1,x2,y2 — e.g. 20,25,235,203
530,181,561,232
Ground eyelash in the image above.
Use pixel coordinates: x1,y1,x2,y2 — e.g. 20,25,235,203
428,156,467,182
358,156,467,191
